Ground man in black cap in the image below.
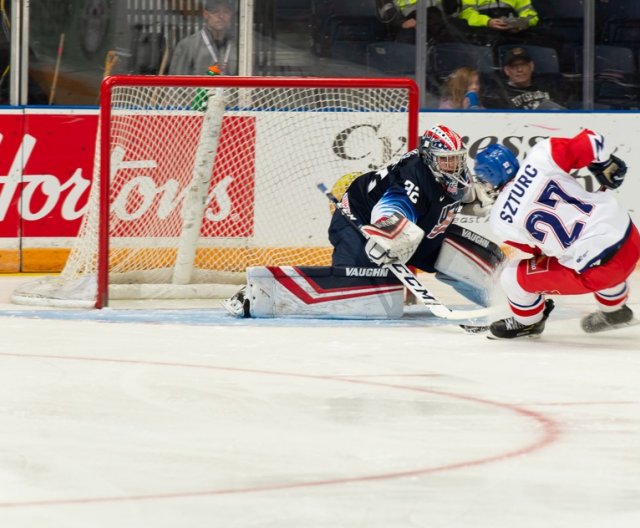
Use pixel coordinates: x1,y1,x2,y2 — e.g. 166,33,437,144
169,0,237,76
487,47,566,110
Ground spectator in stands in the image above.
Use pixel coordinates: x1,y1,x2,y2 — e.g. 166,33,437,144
438,66,484,109
455,0,540,46
487,47,566,110
381,0,461,44
169,0,238,76
390,0,418,43
385,2,416,24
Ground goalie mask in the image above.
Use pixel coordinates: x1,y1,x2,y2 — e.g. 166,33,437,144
419,125,470,196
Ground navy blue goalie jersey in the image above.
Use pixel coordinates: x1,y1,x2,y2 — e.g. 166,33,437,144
347,151,461,236
342,150,465,271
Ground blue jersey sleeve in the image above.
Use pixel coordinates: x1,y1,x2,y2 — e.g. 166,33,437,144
370,185,418,223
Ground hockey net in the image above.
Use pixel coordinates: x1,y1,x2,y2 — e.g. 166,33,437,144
12,76,419,308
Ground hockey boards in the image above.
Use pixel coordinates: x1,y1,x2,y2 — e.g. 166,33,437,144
318,183,489,325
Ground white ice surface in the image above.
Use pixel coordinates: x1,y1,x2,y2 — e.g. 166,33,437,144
0,274,639,528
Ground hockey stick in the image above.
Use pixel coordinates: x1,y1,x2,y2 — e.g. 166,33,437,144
49,33,65,105
318,183,489,325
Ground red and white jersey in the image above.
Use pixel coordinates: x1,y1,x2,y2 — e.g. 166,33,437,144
490,129,631,272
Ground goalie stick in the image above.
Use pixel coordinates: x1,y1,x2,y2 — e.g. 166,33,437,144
317,183,489,329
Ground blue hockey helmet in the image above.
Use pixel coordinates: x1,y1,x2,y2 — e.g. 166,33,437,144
474,144,520,188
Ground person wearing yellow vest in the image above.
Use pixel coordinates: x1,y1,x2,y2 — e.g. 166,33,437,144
459,0,538,31
455,0,562,51
390,0,461,18
382,0,462,45
394,0,419,35
394,0,418,17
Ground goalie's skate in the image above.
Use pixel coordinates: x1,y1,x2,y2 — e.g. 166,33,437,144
488,300,555,339
580,305,637,333
221,287,250,318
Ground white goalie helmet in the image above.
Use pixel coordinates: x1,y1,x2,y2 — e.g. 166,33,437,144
419,125,470,196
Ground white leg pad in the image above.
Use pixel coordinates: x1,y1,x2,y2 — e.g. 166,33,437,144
246,266,405,319
434,228,504,306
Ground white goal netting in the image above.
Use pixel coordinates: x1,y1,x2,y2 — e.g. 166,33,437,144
12,76,418,307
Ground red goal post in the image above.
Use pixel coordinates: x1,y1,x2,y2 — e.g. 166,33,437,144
12,75,419,308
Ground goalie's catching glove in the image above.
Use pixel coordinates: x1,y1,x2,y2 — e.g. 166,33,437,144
362,212,424,265
460,181,496,216
588,154,627,190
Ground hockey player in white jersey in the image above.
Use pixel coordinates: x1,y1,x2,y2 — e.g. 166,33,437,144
473,129,640,338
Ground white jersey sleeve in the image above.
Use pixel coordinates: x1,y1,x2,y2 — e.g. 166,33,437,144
490,135,631,272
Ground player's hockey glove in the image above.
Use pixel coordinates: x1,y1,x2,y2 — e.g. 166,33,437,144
460,181,496,216
363,212,425,266
588,154,627,190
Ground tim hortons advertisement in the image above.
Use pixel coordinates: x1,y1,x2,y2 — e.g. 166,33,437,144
0,111,257,271
1,109,639,272
0,111,98,271
107,114,256,239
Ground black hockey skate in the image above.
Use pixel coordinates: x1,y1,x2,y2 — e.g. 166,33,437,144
580,305,636,333
488,299,555,339
222,287,251,318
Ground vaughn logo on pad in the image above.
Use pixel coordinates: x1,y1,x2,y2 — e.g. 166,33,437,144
345,268,390,277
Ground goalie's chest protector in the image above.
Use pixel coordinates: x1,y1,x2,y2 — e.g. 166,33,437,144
349,155,460,239
391,157,462,243
415,178,460,241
